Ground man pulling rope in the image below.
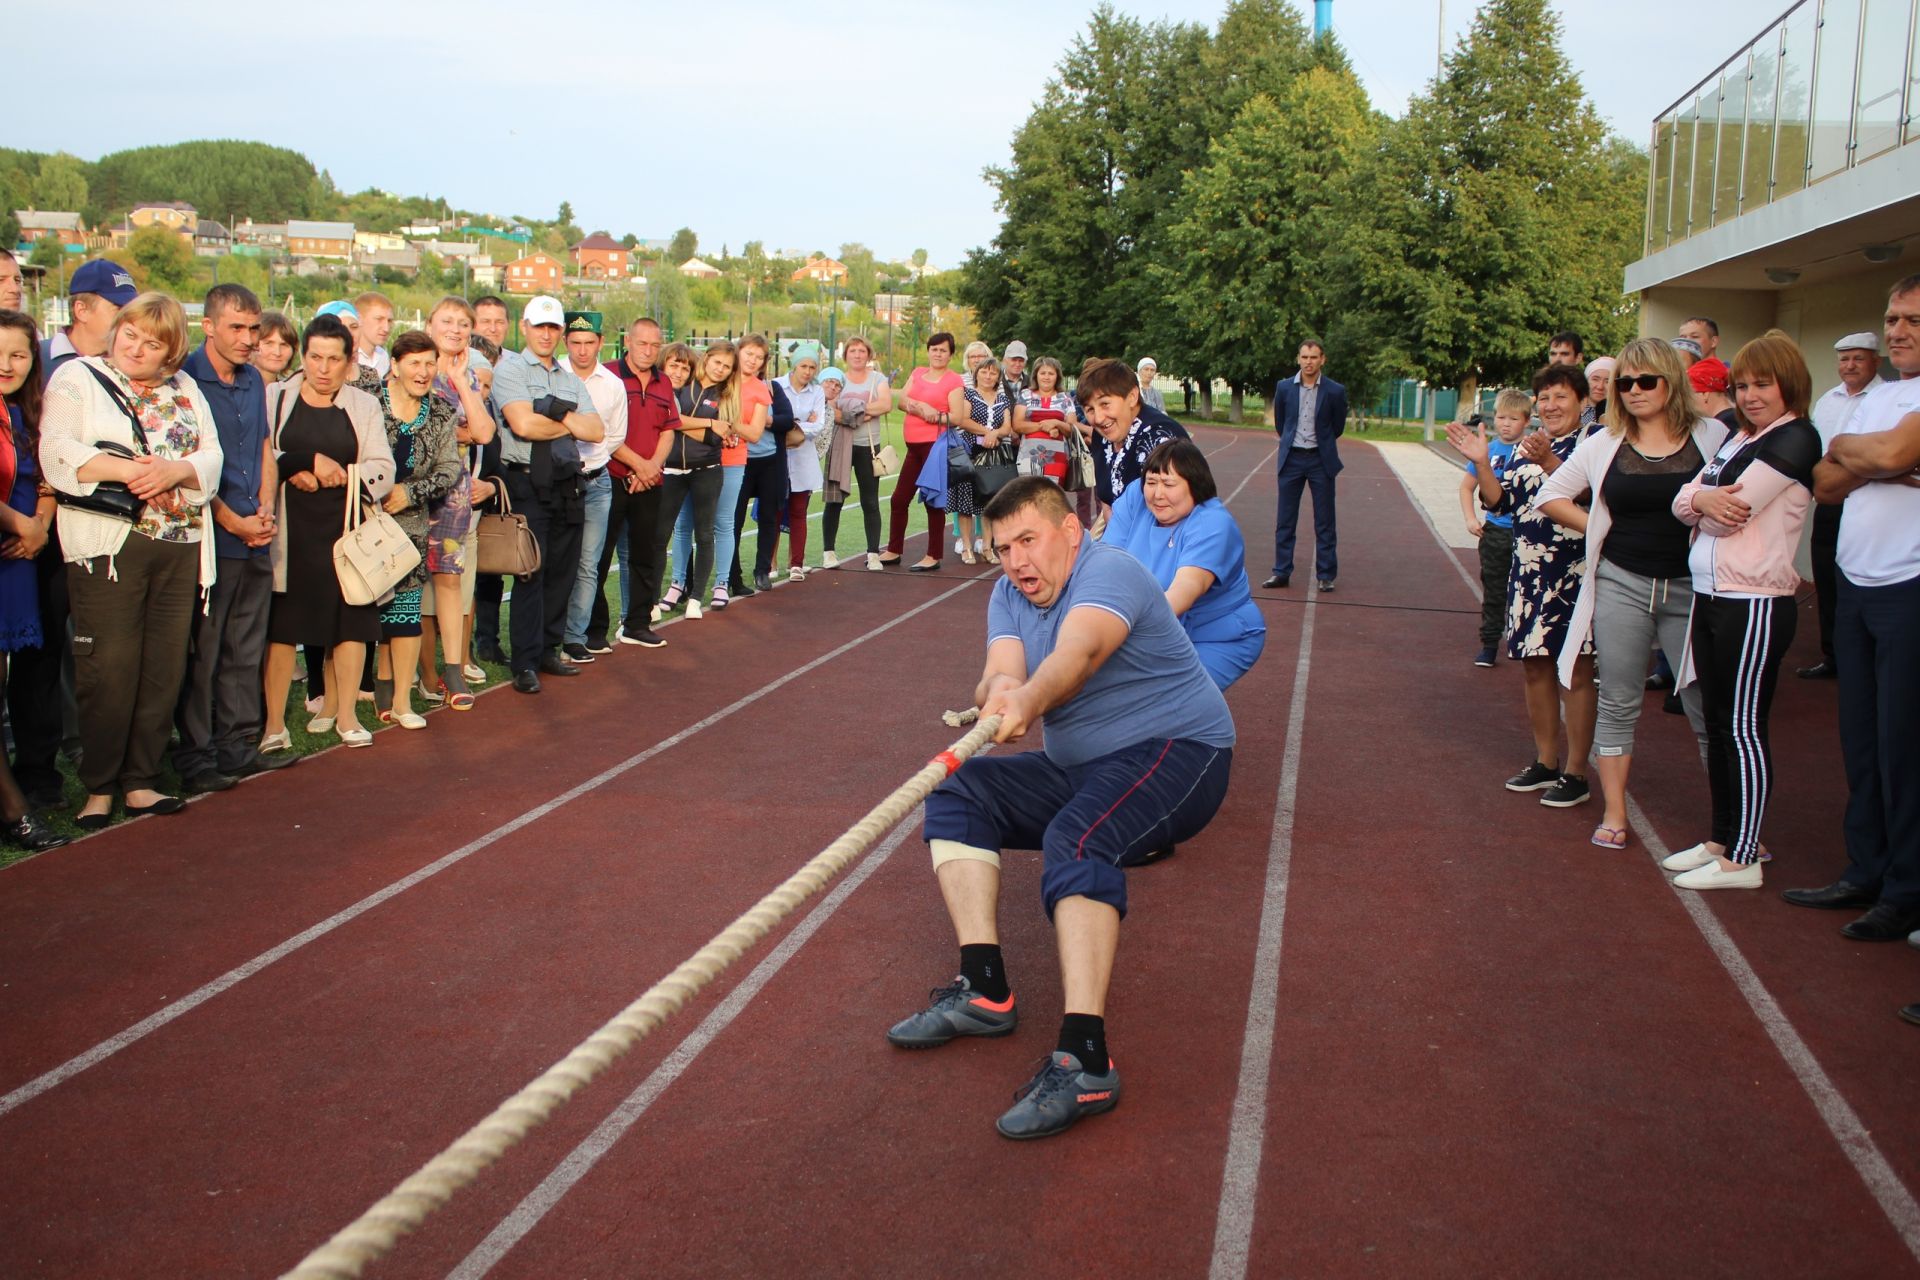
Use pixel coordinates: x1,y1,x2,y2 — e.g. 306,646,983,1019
888,476,1237,1139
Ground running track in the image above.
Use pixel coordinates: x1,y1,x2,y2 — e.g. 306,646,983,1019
1,429,1915,1279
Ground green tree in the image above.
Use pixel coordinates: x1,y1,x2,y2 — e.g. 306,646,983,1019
910,247,928,275
668,227,697,264
31,152,89,212
837,242,878,304
1163,66,1378,419
741,240,768,282
128,223,196,294
1338,0,1640,404
29,233,63,270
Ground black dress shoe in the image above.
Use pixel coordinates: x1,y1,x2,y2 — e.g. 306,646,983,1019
1261,575,1290,589
731,580,757,599
754,570,773,592
538,652,581,677
1797,660,1838,680
512,669,541,694
179,770,236,795
1316,579,1335,592
3,815,69,851
227,750,300,778
125,796,186,817
1782,881,1879,910
474,639,508,665
1841,902,1920,942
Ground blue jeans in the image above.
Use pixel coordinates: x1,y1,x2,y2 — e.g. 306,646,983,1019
564,469,612,646
671,463,745,592
923,739,1233,919
1273,444,1337,581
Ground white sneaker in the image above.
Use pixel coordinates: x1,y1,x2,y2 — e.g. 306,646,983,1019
866,552,883,572
1661,843,1714,872
1674,859,1762,890
683,598,703,620
955,536,967,556
821,551,839,569
788,567,807,583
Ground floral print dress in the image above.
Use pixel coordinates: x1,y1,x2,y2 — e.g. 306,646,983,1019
1496,431,1591,662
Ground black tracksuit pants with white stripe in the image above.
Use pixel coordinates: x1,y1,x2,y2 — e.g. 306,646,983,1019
1691,593,1796,864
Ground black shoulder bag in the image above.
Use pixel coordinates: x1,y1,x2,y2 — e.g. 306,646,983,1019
54,365,152,524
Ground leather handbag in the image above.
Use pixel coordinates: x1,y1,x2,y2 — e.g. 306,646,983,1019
56,367,152,524
871,442,900,477
474,476,541,578
970,442,1019,500
945,443,974,489
1062,422,1096,493
333,463,422,606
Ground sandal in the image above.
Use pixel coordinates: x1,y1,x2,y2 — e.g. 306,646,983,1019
374,677,395,724
959,548,978,566
1590,825,1630,850
442,667,475,712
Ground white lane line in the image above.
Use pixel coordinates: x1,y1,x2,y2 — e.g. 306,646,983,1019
1625,797,1920,1263
1208,579,1319,1280
1391,443,1920,1266
447,802,942,1279
0,578,982,1122
1223,445,1280,508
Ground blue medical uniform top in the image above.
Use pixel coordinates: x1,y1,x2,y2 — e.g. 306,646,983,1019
1103,482,1267,650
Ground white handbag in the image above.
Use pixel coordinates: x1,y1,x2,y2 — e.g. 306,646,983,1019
333,463,422,606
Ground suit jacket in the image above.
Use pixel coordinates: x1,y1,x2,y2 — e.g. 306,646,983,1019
1273,373,1349,475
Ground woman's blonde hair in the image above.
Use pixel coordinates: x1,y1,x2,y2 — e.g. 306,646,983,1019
963,340,991,364
1605,336,1700,440
110,291,191,378
842,335,873,359
699,339,741,423
1728,329,1813,433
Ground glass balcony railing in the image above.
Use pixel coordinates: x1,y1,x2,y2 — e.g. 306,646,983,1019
1644,0,1920,254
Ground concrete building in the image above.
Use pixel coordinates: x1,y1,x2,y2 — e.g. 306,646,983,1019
1626,0,1920,360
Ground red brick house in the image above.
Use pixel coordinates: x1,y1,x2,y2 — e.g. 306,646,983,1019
505,251,564,294
571,233,629,280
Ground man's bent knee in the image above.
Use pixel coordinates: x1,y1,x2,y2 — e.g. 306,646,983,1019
931,839,1001,871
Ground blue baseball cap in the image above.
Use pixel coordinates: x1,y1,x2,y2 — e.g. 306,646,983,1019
68,259,138,306
315,300,360,322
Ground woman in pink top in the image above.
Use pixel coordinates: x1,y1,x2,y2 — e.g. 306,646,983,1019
1661,331,1822,890
886,331,962,571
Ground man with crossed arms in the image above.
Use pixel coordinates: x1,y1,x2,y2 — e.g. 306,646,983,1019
887,476,1236,1138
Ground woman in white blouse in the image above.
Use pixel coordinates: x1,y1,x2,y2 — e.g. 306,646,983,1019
41,292,224,828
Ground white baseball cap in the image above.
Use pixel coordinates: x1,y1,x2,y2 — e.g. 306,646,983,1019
1004,340,1028,360
523,295,564,328
1834,331,1880,353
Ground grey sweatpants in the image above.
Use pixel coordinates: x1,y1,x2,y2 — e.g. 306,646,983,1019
1591,557,1707,758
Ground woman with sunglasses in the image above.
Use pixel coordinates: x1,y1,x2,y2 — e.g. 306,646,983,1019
1534,338,1727,850
1449,365,1598,813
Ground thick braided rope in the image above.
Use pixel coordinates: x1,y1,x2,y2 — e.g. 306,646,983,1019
281,714,1000,1280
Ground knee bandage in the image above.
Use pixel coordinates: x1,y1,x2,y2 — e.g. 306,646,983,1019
930,839,1000,870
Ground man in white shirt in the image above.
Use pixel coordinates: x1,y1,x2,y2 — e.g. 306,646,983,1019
561,311,627,663
1799,332,1882,678
1787,276,1920,955
352,291,394,378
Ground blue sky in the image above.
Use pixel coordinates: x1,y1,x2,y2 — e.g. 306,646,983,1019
15,0,1763,266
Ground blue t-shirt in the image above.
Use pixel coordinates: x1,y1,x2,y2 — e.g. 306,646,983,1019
987,534,1235,768
1103,483,1267,647
1467,438,1518,530
182,345,270,559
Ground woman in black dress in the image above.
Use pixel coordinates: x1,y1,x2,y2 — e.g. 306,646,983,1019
260,315,394,750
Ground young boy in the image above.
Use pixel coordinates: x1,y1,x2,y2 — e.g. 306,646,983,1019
1458,389,1531,666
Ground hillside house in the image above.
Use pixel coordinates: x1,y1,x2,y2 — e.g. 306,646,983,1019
286,220,355,260
505,251,564,294
14,210,88,252
571,233,629,280
792,256,848,284
678,256,720,279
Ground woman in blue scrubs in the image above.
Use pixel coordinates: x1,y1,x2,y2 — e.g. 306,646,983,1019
1103,440,1266,689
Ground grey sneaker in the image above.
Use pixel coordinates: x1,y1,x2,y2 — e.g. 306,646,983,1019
885,978,1018,1048
995,1051,1121,1140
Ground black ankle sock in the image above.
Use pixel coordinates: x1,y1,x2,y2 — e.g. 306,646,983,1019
958,944,1009,1002
1057,1013,1108,1074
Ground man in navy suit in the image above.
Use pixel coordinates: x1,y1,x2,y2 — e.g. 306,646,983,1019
1264,340,1348,591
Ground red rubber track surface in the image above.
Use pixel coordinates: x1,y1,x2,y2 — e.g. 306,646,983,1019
0,431,1913,1279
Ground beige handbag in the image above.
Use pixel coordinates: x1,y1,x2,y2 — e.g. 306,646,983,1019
871,442,900,477
333,463,422,606
474,476,541,578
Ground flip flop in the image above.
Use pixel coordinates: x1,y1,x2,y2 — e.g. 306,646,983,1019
1590,825,1630,850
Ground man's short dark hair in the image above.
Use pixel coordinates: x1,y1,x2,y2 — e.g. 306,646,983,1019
1077,358,1138,402
928,331,955,354
1550,330,1584,356
474,294,508,313
1143,439,1218,504
302,313,355,358
983,475,1073,525
204,283,261,322
472,333,502,363
1531,363,1587,400
1298,338,1326,356
1890,273,1920,301
1685,315,1720,337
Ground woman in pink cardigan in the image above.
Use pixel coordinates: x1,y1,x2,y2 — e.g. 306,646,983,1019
1660,332,1822,889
